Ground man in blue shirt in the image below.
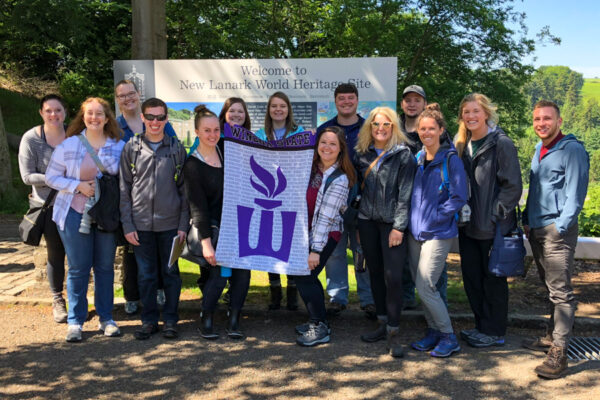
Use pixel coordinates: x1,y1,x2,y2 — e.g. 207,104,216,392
316,83,375,318
114,80,177,315
523,100,589,379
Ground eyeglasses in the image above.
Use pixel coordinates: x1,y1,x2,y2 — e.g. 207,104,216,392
371,121,392,128
116,91,138,101
143,113,167,121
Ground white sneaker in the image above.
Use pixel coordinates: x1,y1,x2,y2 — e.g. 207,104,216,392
66,324,82,342
99,320,121,337
157,289,166,307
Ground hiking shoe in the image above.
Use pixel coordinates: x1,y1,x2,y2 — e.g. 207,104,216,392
459,328,479,341
99,320,121,337
296,322,330,347
412,328,441,352
52,296,68,323
134,323,158,340
156,289,166,308
326,302,346,317
361,304,377,320
467,332,505,348
361,321,387,343
522,335,553,353
66,324,82,342
386,328,404,358
124,301,139,315
163,321,178,339
535,344,568,379
431,333,461,357
295,321,331,335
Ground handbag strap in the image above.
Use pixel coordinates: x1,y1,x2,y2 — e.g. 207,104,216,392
77,134,107,174
361,150,386,191
42,189,58,210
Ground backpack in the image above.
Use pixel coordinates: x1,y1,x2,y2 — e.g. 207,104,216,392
129,133,185,184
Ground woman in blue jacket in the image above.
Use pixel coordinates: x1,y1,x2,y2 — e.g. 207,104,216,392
255,91,305,311
408,104,468,357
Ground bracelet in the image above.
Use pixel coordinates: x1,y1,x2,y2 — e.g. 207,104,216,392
310,249,321,255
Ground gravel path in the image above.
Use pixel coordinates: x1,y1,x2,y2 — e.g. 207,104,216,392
0,304,598,400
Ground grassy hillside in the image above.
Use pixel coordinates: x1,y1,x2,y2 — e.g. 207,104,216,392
582,78,600,102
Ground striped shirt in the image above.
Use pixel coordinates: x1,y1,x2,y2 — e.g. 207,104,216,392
45,129,124,230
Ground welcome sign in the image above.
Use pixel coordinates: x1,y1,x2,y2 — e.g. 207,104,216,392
113,58,397,144
215,124,315,275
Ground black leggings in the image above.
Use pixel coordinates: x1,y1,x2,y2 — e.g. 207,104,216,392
268,273,295,287
294,238,338,323
43,207,66,296
202,267,250,313
358,219,406,327
459,231,508,336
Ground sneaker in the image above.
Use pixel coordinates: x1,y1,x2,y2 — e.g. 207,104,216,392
467,332,505,348
163,321,178,339
295,321,331,335
66,324,82,342
99,320,121,337
411,328,441,352
522,335,553,353
156,289,166,308
296,322,330,347
134,323,159,340
386,328,404,358
430,333,461,357
326,302,346,317
459,328,479,341
361,304,377,321
52,296,68,323
534,344,568,379
360,321,387,343
124,301,139,315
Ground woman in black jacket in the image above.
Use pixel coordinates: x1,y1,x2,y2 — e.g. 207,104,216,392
354,106,417,358
183,105,250,340
454,93,522,348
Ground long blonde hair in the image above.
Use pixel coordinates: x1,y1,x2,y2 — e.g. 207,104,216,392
454,93,498,157
355,107,407,153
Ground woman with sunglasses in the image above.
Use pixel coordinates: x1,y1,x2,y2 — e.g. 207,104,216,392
18,94,68,323
354,106,416,358
114,80,177,315
255,91,306,311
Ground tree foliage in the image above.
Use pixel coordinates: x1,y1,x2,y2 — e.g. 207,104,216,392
524,65,584,109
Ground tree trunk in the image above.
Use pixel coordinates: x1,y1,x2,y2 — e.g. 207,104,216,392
132,0,167,59
0,106,13,196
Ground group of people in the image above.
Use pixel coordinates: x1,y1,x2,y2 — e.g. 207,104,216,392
18,79,589,380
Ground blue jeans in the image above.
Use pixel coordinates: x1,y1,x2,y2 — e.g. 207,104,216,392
133,229,182,325
402,259,448,306
325,227,374,307
58,208,116,326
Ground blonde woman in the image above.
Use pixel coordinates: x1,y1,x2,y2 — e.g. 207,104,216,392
354,106,416,358
454,93,522,348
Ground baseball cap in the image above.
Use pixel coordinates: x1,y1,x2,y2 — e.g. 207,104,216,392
402,85,426,100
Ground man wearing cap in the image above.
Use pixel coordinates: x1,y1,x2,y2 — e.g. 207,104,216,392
399,85,448,309
316,82,376,319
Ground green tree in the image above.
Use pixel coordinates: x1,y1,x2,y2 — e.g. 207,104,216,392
524,65,584,108
590,150,600,183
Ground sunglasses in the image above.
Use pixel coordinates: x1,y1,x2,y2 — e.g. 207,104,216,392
143,113,167,121
371,121,392,128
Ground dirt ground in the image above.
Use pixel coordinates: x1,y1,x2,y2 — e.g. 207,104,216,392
0,304,599,400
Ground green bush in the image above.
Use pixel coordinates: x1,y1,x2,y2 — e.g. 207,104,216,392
579,183,600,237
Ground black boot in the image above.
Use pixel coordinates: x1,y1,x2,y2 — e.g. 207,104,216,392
226,309,244,340
286,285,298,311
199,311,219,340
268,285,282,310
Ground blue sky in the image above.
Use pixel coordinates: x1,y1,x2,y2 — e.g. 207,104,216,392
514,0,600,77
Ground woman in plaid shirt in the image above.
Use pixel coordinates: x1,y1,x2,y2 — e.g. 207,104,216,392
45,97,124,343
294,126,355,347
